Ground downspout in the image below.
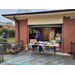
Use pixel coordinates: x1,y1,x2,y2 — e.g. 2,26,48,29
13,15,19,41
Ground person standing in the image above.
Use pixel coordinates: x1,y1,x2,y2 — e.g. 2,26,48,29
35,30,43,53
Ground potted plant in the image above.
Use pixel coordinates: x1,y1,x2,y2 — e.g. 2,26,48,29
68,52,73,57
6,44,12,53
73,54,75,59
68,52,75,59
68,52,72,55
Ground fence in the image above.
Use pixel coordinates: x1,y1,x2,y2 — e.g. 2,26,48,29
70,42,75,54
0,40,24,64
0,44,4,63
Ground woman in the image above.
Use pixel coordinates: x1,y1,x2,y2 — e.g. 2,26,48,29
2,32,7,38
35,30,43,53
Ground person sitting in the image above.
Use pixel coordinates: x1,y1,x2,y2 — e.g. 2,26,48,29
2,32,7,38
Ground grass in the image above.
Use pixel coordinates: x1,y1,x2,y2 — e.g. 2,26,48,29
7,38,15,42
0,35,2,38
0,35,15,42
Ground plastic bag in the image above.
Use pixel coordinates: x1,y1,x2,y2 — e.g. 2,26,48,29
29,45,32,49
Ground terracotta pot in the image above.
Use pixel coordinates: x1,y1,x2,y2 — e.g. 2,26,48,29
71,55,73,58
71,55,75,59
73,57,75,59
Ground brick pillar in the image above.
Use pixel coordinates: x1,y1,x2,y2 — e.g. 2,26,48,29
63,16,75,53
15,19,28,44
19,19,28,44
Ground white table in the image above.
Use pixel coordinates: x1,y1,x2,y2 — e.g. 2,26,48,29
29,43,59,57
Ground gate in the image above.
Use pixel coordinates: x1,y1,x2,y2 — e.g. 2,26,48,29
70,42,75,54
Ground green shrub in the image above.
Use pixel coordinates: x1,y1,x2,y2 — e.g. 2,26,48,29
73,54,75,58
8,30,15,38
0,29,3,36
68,52,73,55
2,28,8,36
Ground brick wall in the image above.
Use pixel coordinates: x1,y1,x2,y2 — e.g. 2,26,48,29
15,19,28,44
2,26,8,29
2,26,15,30
63,16,75,53
19,19,28,44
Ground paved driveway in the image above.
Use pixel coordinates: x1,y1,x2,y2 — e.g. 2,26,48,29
3,52,75,65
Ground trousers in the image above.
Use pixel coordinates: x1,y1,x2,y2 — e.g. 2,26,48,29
39,46,43,52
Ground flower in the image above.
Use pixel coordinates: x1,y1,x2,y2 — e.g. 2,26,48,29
6,44,12,48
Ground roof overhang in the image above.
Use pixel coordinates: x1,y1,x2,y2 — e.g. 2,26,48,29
2,9,75,21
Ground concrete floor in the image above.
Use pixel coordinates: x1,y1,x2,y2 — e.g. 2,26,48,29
1,50,75,65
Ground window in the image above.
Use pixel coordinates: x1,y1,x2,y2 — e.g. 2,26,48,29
8,26,10,30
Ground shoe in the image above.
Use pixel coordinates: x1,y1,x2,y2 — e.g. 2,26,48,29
41,51,43,54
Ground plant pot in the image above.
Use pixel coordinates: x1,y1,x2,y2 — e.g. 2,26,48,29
73,57,75,59
71,55,75,59
71,55,73,58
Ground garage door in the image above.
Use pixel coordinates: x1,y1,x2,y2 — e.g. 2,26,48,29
29,24,62,28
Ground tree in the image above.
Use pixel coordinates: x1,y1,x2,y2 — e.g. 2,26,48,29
6,22,14,26
16,9,32,13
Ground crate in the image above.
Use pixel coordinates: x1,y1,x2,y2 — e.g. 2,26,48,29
48,48,54,51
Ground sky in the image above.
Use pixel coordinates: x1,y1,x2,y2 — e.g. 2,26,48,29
0,9,60,24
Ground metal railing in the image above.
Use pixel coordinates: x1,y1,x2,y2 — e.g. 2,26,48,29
0,40,24,64
0,44,4,63
0,40,24,55
70,42,75,54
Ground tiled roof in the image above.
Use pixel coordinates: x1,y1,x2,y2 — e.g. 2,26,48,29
0,21,15,27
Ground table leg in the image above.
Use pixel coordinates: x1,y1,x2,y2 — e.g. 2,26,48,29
0,54,1,63
54,46,56,58
31,46,34,55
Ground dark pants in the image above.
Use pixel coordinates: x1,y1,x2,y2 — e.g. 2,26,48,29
39,46,43,52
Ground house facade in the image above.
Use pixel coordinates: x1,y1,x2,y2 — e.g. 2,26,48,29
2,9,75,53
0,22,15,30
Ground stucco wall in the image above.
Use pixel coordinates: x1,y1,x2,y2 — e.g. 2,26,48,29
28,15,63,25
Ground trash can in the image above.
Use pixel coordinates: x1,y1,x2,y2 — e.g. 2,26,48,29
0,44,3,54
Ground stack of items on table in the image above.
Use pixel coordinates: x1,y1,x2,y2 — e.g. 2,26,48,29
48,29,55,51
55,33,62,52
29,39,37,49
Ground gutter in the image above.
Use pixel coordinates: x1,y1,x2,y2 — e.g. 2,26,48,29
13,15,19,41
2,9,75,16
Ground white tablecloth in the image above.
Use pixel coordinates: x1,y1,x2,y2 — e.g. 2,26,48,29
28,44,59,49
28,44,59,47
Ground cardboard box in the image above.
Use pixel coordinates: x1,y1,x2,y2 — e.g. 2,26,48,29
49,36,54,39
55,37,61,40
49,32,55,36
49,38,54,42
30,39,37,43
56,40,61,43
56,33,62,37
49,46,54,48
55,43,61,48
55,48,61,52
45,47,48,50
49,29,55,32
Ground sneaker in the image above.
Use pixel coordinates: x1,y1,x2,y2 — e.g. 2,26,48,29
41,51,43,54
